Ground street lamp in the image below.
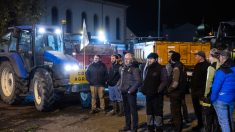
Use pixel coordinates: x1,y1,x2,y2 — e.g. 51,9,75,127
98,29,106,42
99,0,107,43
61,19,66,50
61,19,66,38
157,0,161,38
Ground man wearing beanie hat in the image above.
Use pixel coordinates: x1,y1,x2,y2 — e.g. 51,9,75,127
200,48,221,132
191,51,210,130
140,52,168,132
166,51,190,125
167,52,188,132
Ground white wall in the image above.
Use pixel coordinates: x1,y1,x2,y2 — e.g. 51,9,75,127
40,0,127,43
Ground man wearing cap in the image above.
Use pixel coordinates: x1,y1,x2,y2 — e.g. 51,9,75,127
140,53,168,132
211,50,235,132
201,48,221,132
191,51,210,130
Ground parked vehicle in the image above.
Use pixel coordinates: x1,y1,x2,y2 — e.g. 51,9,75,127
0,25,80,111
134,41,211,68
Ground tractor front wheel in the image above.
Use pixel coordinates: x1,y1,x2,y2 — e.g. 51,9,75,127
0,62,21,104
31,68,55,111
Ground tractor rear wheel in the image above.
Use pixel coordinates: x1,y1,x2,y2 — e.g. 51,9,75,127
31,68,55,111
0,62,21,104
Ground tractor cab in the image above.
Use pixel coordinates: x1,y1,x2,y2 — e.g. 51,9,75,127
4,25,63,68
0,25,80,111
211,21,235,60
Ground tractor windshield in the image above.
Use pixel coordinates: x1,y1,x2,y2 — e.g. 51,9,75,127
35,27,63,53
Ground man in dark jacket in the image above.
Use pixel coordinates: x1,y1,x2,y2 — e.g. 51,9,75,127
141,53,168,132
167,52,186,132
86,55,108,114
166,50,190,124
107,54,123,116
119,53,142,132
191,51,210,130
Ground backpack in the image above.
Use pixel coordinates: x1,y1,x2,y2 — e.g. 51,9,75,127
178,63,188,94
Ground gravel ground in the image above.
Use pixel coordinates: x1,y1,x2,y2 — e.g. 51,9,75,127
0,93,234,132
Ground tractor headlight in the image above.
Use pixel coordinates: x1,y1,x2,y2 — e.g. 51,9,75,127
64,64,79,72
38,27,46,34
55,28,61,34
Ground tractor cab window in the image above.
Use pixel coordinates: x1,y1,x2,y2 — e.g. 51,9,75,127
9,36,17,52
218,23,235,39
0,33,11,52
18,30,31,52
35,29,63,53
222,24,235,37
48,34,60,50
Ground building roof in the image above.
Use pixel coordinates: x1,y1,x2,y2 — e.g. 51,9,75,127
85,0,128,9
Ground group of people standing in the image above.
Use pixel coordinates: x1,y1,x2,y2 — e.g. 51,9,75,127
85,53,141,132
85,48,235,132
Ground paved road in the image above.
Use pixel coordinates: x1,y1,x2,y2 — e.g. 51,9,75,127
0,93,234,132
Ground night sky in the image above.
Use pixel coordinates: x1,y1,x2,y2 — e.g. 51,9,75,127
108,0,235,36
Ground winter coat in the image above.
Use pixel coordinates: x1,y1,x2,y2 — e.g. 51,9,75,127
204,59,220,97
118,63,142,94
168,62,187,94
211,59,235,103
86,61,108,87
108,62,121,86
191,61,210,97
140,62,168,96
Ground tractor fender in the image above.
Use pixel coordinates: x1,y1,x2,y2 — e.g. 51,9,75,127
0,52,28,79
29,66,52,79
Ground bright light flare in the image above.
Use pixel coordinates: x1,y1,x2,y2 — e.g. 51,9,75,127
98,30,106,41
38,27,46,34
55,29,61,34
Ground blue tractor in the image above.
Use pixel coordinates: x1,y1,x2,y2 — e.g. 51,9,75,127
0,25,80,111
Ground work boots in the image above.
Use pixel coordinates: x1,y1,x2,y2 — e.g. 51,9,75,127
117,102,124,116
107,102,117,116
147,125,155,132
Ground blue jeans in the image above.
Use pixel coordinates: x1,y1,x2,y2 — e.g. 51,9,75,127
122,92,138,130
108,85,122,102
213,100,235,132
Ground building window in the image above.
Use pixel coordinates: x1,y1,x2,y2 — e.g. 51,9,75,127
51,7,58,25
81,12,87,28
66,10,72,33
105,16,110,32
116,18,120,40
94,14,99,33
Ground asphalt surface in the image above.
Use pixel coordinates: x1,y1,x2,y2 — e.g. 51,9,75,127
0,93,234,132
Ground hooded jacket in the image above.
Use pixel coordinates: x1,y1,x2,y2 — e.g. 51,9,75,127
211,59,235,103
